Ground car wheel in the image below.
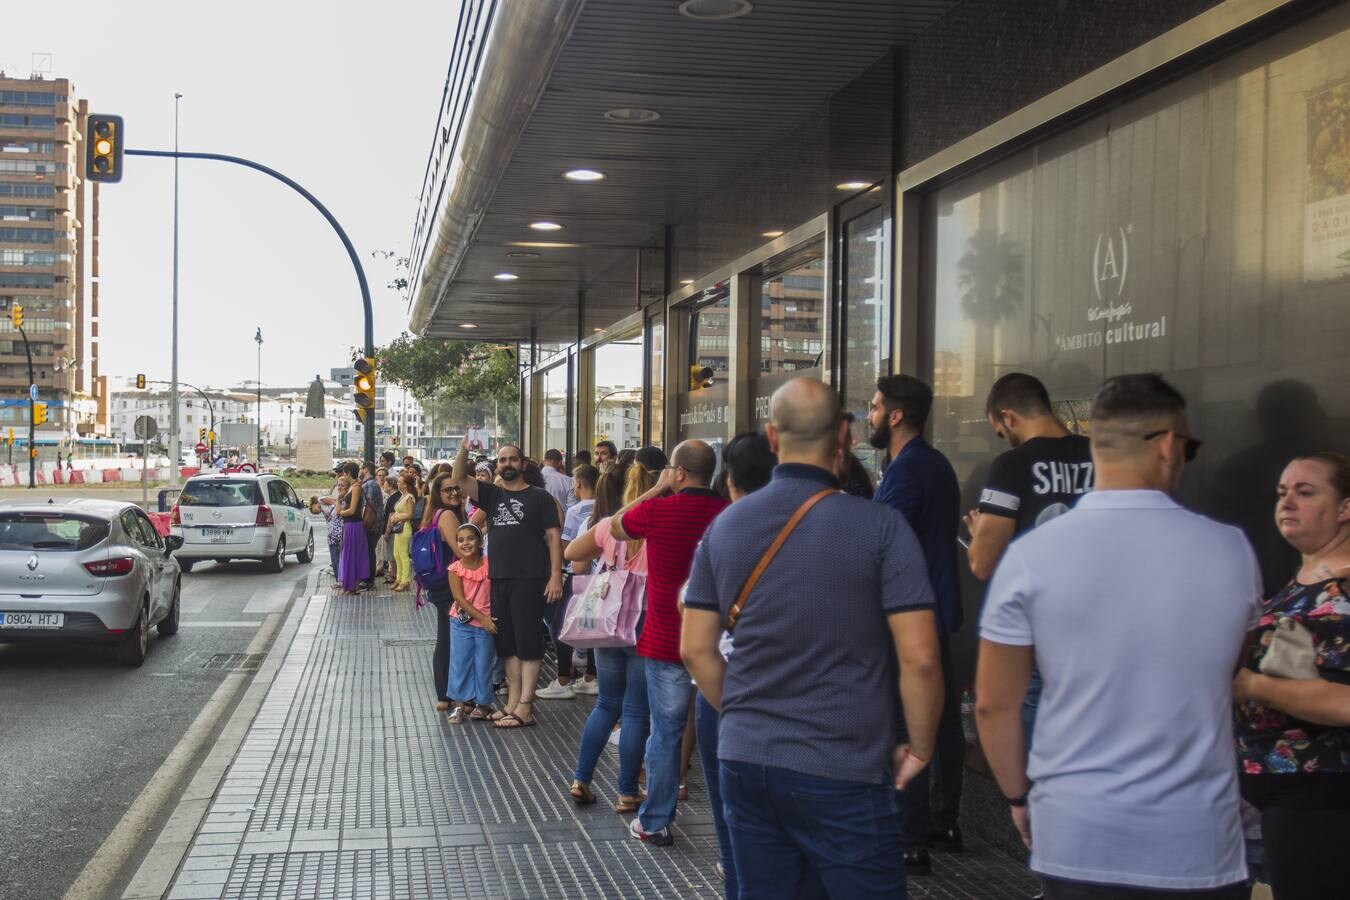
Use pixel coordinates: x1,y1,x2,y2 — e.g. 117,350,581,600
266,536,286,573
179,559,195,573
158,578,181,637
117,600,149,667
296,530,314,564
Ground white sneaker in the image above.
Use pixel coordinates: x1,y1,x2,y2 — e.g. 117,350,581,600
573,678,599,695
535,679,576,700
607,726,621,746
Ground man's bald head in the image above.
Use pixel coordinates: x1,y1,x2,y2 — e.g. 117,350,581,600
769,378,842,458
671,440,716,487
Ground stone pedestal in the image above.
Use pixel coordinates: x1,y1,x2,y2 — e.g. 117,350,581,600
296,417,333,472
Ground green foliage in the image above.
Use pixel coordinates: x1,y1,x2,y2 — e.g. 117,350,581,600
374,333,520,443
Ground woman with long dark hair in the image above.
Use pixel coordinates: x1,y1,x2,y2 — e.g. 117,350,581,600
421,473,465,711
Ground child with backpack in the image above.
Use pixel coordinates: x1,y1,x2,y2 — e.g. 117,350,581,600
446,524,497,723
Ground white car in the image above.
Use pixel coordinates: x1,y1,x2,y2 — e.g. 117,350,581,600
0,499,183,666
170,473,315,573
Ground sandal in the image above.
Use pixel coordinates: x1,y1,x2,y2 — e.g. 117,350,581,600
614,794,641,814
493,712,537,729
447,706,465,724
488,708,511,722
468,706,493,721
569,781,596,806
678,784,688,801
434,700,451,711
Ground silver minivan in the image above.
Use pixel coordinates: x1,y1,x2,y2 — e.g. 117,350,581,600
171,474,315,573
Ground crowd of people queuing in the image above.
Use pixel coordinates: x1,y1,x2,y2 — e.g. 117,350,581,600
319,369,1349,900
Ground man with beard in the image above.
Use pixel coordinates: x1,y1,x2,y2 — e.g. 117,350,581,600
452,437,563,728
868,374,964,875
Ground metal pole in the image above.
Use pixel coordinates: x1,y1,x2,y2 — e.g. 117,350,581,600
20,324,34,488
125,147,376,463
254,328,263,463
141,437,148,510
170,93,182,488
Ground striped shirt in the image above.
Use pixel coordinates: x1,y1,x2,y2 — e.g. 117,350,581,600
621,489,728,665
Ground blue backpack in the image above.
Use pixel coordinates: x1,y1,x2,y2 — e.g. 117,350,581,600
411,510,450,605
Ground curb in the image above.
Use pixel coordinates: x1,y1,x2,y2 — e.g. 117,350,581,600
83,567,323,900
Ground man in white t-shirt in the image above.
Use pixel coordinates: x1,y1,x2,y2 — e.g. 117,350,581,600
976,373,1260,899
541,449,575,510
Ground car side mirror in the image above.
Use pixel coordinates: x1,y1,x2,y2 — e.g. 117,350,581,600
165,534,185,554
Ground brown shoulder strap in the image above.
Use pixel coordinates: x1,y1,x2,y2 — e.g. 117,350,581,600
726,488,835,633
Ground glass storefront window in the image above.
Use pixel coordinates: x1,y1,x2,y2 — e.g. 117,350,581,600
752,245,825,426
842,205,891,475
677,290,731,443
593,330,644,451
926,3,1350,598
542,360,569,455
648,316,665,448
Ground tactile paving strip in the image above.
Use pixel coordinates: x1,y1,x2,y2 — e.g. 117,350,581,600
167,574,1038,899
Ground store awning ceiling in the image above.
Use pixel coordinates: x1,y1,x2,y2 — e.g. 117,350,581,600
408,0,957,344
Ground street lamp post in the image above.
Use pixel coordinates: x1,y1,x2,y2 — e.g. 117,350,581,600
254,327,263,463
170,92,183,485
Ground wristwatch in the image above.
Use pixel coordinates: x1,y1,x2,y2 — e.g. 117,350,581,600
1005,791,1030,807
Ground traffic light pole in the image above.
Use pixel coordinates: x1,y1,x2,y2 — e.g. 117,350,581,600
17,323,34,489
125,148,376,464
149,379,214,459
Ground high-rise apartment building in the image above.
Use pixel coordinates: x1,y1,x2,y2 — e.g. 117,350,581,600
0,73,104,448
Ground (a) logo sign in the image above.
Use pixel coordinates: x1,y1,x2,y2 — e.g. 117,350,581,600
1092,225,1130,302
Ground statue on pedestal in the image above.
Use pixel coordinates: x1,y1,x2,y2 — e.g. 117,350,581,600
304,376,326,419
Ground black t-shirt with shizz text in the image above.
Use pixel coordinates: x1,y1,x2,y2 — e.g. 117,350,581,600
475,481,559,579
978,434,1094,536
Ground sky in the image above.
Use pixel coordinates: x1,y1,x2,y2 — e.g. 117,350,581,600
1,0,457,391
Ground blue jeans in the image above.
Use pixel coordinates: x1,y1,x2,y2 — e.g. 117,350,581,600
721,760,906,899
448,618,496,706
573,646,649,796
895,634,963,844
696,693,739,899
638,658,693,832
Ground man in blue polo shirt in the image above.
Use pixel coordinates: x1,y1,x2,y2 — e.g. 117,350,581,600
683,376,944,899
868,374,964,875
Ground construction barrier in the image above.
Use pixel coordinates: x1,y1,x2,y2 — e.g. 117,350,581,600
102,469,121,483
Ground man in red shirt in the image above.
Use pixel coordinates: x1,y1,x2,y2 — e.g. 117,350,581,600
612,439,728,846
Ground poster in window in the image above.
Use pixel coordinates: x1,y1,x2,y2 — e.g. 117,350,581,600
1304,80,1350,282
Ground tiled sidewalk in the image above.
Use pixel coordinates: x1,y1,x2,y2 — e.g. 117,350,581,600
162,579,1038,899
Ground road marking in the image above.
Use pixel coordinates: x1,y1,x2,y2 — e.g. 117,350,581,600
243,586,291,614
60,600,288,900
179,621,263,628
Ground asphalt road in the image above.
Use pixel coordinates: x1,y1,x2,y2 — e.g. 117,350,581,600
0,548,321,900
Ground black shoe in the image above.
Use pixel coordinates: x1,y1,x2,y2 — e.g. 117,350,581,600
927,826,963,853
904,847,931,876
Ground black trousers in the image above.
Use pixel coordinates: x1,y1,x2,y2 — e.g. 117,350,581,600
363,528,379,584
896,634,964,843
1042,877,1248,899
1261,804,1350,899
431,597,451,702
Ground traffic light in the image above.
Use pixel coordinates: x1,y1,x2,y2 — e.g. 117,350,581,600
391,435,400,448
353,357,376,425
32,402,48,426
135,373,146,389
9,304,22,330
85,114,125,183
199,427,207,442
689,364,714,390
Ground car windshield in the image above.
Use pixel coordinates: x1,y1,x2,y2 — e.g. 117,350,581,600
179,480,263,507
0,512,110,551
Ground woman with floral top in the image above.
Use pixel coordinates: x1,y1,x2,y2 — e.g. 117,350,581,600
1234,452,1350,898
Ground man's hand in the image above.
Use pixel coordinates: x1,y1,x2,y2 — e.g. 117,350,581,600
460,432,471,452
545,574,564,603
962,508,981,536
655,466,678,495
1010,805,1031,849
1233,668,1259,703
891,744,929,790
481,617,499,635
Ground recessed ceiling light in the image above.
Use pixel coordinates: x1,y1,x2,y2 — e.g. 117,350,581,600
564,169,605,182
529,221,563,231
593,328,606,333
458,323,479,329
761,230,784,238
604,107,661,124
507,251,540,259
678,0,753,21
835,181,870,191
493,272,519,281
679,279,694,285
508,240,579,249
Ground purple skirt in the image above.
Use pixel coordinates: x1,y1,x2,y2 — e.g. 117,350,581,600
338,520,370,591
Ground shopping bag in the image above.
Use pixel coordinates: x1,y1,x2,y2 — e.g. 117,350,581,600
560,569,640,649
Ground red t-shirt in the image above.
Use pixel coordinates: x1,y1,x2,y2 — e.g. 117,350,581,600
621,489,730,665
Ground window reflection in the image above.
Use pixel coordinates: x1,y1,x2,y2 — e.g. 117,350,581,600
843,206,890,476
648,317,665,448
752,248,825,426
543,361,568,455
594,332,644,451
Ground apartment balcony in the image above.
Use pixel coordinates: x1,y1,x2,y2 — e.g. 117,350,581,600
0,122,74,144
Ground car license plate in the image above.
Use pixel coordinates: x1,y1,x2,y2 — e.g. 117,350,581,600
202,527,231,542
1,611,64,629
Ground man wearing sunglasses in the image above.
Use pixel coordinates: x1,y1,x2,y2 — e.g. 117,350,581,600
975,373,1257,899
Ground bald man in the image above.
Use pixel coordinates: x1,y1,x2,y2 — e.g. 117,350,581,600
681,377,943,897
611,440,729,846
